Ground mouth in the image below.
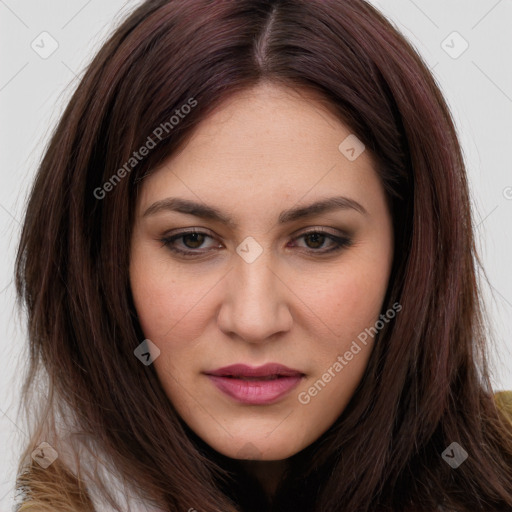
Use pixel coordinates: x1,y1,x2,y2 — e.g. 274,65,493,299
204,363,305,405
205,363,304,379
220,375,285,381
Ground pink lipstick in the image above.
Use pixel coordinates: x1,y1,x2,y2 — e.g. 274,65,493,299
204,363,304,405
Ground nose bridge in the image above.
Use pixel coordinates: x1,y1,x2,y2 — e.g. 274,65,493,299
218,244,292,342
236,251,276,306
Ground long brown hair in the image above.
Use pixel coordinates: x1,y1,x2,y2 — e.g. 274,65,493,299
14,0,512,510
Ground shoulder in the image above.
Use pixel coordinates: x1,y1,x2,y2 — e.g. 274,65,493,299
14,457,164,512
494,390,512,423
14,458,95,511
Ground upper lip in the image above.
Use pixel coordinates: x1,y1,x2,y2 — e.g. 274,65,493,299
204,363,304,378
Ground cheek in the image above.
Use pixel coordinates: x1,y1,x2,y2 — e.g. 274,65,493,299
294,257,390,350
295,346,372,447
129,245,211,344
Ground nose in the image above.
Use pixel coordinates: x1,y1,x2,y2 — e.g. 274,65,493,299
216,249,293,345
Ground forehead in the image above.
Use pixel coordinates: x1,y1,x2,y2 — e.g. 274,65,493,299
137,82,382,219
169,82,352,161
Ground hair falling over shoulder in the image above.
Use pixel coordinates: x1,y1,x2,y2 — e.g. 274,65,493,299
13,0,512,511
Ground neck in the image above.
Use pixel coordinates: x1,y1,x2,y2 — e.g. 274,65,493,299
238,458,289,499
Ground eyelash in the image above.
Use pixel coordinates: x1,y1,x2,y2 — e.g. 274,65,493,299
159,228,352,257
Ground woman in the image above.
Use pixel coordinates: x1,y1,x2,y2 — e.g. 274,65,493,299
13,0,512,510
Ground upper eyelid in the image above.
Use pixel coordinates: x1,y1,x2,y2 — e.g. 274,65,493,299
163,226,345,242
162,228,349,251
163,225,347,237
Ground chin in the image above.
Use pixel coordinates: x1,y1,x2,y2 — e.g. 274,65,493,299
211,435,303,461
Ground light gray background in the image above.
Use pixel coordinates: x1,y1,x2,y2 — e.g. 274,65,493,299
1,0,511,509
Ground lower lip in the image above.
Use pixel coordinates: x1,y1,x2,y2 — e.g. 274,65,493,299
206,375,303,405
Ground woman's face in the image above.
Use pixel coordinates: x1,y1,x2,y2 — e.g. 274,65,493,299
129,82,394,461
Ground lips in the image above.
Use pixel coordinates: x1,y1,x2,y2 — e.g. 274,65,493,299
206,363,303,379
204,364,304,405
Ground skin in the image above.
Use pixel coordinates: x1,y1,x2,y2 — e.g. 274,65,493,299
129,81,394,497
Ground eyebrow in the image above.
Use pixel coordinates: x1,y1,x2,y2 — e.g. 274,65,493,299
142,195,367,227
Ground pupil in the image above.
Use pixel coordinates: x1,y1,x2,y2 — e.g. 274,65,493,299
184,233,204,248
181,233,326,250
306,233,325,249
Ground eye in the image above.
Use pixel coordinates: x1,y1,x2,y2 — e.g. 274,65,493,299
159,228,352,257
159,230,221,255
288,228,352,254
